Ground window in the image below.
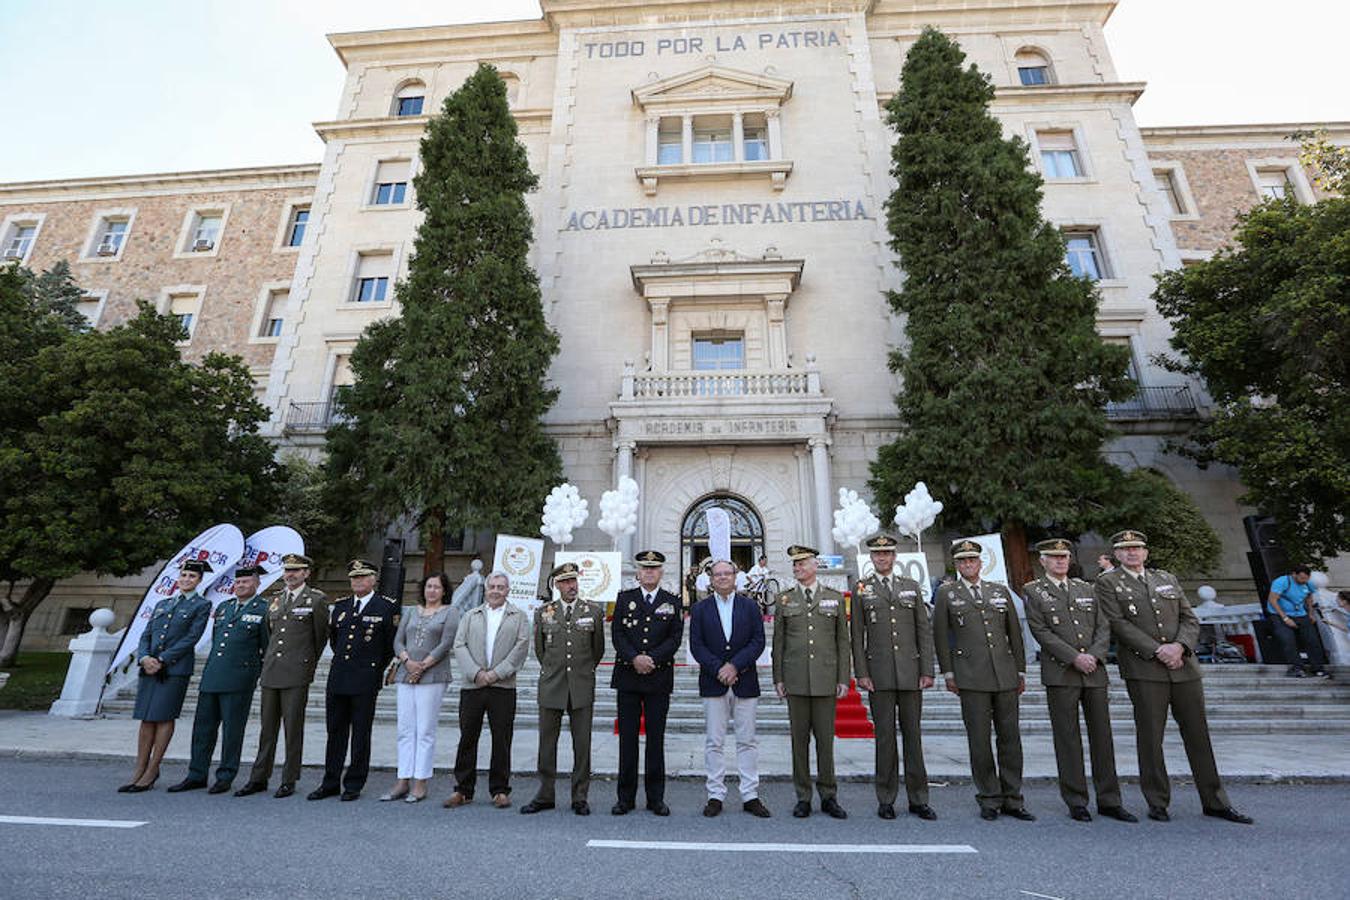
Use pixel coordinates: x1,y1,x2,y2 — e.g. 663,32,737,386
352,252,392,303
1064,230,1107,281
692,334,745,370
1101,335,1141,382
1038,131,1082,178
1015,49,1054,86
190,214,222,251
371,160,411,206
744,113,769,161
60,608,100,635
76,293,105,328
95,219,129,256
392,81,426,117
1256,167,1294,201
260,289,286,338
692,117,734,164
169,293,199,339
286,207,309,247
1154,170,1186,215
396,95,424,116
657,121,682,164
3,224,35,260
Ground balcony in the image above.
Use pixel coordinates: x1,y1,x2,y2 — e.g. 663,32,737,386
621,368,819,400
283,400,345,434
1106,385,1201,424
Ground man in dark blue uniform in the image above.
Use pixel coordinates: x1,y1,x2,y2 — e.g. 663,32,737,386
167,564,271,794
611,550,684,816
308,559,398,802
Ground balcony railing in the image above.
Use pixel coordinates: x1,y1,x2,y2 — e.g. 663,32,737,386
622,369,819,401
283,401,345,434
1106,384,1200,421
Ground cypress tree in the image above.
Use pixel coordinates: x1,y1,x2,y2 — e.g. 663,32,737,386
868,28,1136,586
326,64,562,573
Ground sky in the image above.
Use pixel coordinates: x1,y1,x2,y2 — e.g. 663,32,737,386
0,0,1345,182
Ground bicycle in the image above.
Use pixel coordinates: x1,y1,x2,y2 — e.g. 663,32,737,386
748,577,780,615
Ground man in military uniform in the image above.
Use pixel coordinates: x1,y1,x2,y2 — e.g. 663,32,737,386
522,562,607,815
851,534,936,821
611,550,684,816
1096,530,1253,824
236,553,329,799
934,539,1033,821
1023,539,1136,823
773,545,850,819
167,564,271,794
308,559,398,802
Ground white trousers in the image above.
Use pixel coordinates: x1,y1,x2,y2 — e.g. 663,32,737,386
396,681,448,779
703,693,759,802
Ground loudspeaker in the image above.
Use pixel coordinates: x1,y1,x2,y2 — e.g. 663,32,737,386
378,538,405,603
1243,515,1288,600
1251,617,1285,665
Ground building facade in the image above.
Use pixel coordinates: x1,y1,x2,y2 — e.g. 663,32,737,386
3,0,1345,648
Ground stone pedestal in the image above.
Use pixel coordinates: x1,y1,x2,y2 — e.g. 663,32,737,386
49,609,122,718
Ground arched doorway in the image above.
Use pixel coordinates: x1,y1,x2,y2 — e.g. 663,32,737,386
680,493,765,591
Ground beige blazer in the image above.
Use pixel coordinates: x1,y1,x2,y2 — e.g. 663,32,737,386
453,602,531,690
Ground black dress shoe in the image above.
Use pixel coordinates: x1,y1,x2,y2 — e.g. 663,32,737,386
1002,807,1036,821
980,807,999,821
307,786,339,801
124,778,158,794
340,790,361,801
909,803,938,821
877,803,897,820
702,798,723,818
647,801,671,817
742,798,771,818
520,799,554,814
1098,806,1138,823
166,778,207,793
572,801,591,816
1147,806,1170,822
792,801,811,818
234,782,267,797
1203,806,1254,825
208,782,232,795
1069,806,1092,822
117,783,136,793
821,798,848,820
611,802,633,816
274,783,295,799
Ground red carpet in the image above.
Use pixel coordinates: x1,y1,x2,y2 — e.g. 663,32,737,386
834,678,874,738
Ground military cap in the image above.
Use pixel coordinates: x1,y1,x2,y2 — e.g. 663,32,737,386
346,558,379,577
180,559,213,575
233,564,267,578
634,550,666,568
281,553,312,570
1035,538,1074,557
786,544,819,561
1111,529,1148,549
550,561,581,582
864,533,900,551
950,539,983,560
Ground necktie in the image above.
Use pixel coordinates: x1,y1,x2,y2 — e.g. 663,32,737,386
644,593,653,606
971,584,982,603
805,588,813,605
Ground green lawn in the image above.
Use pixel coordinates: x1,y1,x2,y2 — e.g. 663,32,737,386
0,651,68,711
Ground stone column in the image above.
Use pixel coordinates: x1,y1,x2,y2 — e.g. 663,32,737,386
615,439,637,564
809,436,834,552
645,115,660,166
765,294,788,369
650,298,670,371
681,114,694,165
732,111,745,162
49,609,122,718
766,109,783,160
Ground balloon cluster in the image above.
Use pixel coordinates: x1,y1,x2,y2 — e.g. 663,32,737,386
540,483,589,547
1311,571,1339,614
832,488,880,551
894,481,944,549
597,477,640,548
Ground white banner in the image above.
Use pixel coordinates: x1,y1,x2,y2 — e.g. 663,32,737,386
493,534,545,612
105,523,245,688
555,551,622,611
705,507,731,564
855,552,934,606
963,531,1038,656
196,526,305,652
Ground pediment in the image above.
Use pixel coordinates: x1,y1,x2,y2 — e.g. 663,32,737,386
632,66,793,110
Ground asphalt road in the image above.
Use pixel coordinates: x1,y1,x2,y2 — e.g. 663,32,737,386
0,758,1342,899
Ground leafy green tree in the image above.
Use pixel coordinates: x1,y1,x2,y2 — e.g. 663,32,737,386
1154,194,1349,564
868,27,1137,587
326,64,562,573
0,296,279,666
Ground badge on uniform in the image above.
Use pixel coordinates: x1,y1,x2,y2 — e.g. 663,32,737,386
1051,615,1061,626
1127,603,1138,616
820,598,838,610
243,614,263,623
576,616,595,631
363,615,382,623
950,598,966,608
899,590,917,598
991,597,1007,610
655,602,674,616
542,608,556,624
1074,598,1094,610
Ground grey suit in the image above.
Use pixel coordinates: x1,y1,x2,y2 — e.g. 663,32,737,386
452,603,531,798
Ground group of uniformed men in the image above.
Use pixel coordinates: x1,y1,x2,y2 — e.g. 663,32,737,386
140,528,1253,826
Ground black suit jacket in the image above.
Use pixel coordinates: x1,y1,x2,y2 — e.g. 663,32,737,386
326,594,398,695
689,593,764,698
610,587,684,694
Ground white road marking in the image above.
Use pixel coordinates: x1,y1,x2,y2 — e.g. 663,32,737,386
587,839,977,854
1019,891,1066,900
0,815,147,829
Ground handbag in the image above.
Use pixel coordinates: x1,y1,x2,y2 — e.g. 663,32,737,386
384,659,401,686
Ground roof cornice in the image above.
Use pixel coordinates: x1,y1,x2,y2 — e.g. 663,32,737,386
0,164,320,203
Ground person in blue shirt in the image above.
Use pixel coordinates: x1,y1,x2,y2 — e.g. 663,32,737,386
1267,566,1329,678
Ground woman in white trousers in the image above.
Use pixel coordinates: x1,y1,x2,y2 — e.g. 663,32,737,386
382,572,461,802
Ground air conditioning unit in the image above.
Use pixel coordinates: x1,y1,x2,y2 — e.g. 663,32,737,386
2,247,22,260
192,238,214,252
96,241,118,257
